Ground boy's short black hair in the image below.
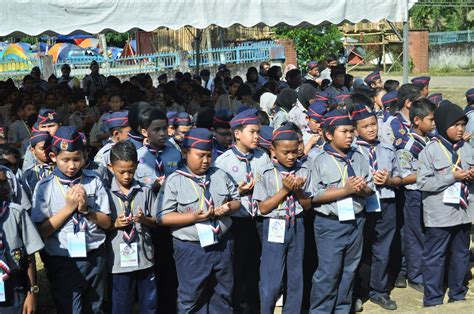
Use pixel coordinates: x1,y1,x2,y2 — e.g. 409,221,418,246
384,80,400,93
409,98,436,124
398,84,422,110
0,144,20,160
72,90,86,103
138,108,168,130
108,93,122,101
110,140,138,165
199,69,210,77
257,111,270,126
346,93,374,113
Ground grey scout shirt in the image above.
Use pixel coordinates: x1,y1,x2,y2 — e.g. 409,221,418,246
31,169,111,256
308,149,374,216
395,136,423,191
135,145,181,188
353,142,400,199
156,166,240,241
0,203,44,271
106,179,156,274
7,120,30,145
94,140,114,168
417,140,474,227
215,148,271,217
253,163,312,218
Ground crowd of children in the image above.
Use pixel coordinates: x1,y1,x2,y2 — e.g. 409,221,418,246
0,59,473,314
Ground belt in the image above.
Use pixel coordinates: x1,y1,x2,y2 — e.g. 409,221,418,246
315,211,365,220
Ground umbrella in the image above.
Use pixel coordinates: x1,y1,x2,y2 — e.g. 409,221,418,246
0,43,29,60
47,43,80,63
78,38,99,49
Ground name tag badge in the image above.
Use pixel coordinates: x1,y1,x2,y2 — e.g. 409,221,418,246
366,191,382,213
0,276,5,302
443,182,461,204
195,222,218,247
67,232,87,258
337,197,355,221
267,218,286,243
120,243,138,268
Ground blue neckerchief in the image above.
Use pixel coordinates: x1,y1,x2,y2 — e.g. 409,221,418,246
231,145,254,183
408,129,428,159
272,159,299,225
355,137,379,171
323,143,356,177
146,145,164,177
213,139,228,157
112,186,140,245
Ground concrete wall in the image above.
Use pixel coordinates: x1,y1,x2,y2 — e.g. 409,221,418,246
429,43,473,69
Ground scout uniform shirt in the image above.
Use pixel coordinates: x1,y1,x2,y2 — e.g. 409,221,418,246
31,169,111,256
22,163,53,201
379,112,410,148
215,147,271,217
106,179,156,274
0,202,44,276
396,134,427,191
253,162,312,218
417,139,474,227
7,119,31,148
135,145,181,187
94,140,114,169
157,166,240,241
354,141,400,199
309,149,374,217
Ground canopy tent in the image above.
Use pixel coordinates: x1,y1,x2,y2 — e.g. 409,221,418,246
0,0,417,81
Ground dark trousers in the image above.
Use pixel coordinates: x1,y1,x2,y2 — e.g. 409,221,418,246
0,271,28,313
260,216,304,314
173,234,234,313
111,267,157,314
368,200,397,297
310,213,365,314
403,190,424,285
422,224,471,306
231,217,261,313
43,246,107,314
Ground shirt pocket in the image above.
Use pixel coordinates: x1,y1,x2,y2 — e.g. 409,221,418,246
176,192,200,213
432,157,452,176
86,193,96,210
320,169,341,189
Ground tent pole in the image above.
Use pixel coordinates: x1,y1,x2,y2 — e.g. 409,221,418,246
402,0,409,84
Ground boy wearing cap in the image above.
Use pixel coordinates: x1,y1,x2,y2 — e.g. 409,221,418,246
364,71,383,89
411,77,430,97
253,124,312,313
351,104,402,310
309,109,374,313
135,108,181,193
31,126,112,313
304,61,322,85
215,108,271,312
106,141,158,314
0,168,44,313
157,128,241,312
168,112,193,153
303,101,327,155
22,109,61,172
325,65,350,99
258,125,274,157
395,99,436,292
22,131,53,201
417,102,474,307
212,109,234,161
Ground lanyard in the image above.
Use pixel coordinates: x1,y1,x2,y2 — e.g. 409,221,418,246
118,197,136,215
22,120,31,136
273,168,284,215
437,142,461,172
187,178,205,210
330,156,348,186
55,176,83,198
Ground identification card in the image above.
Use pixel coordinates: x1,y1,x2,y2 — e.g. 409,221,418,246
443,182,461,204
120,243,138,268
267,218,286,243
337,197,355,221
0,276,5,302
366,191,382,213
67,232,87,258
195,222,218,247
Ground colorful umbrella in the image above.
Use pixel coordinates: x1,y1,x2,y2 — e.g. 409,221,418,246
48,43,81,63
78,38,99,49
0,43,29,61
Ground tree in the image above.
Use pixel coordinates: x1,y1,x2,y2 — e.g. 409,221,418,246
105,32,131,47
272,25,343,68
410,1,473,32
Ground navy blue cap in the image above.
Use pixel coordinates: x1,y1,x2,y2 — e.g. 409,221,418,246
351,104,376,121
167,111,177,125
173,112,192,127
308,101,327,122
105,111,129,130
314,91,330,102
213,109,233,129
183,128,213,151
411,76,430,86
258,125,273,150
466,88,474,103
427,93,443,105
30,130,51,147
236,105,250,114
51,126,84,152
364,71,381,85
37,109,60,125
322,109,352,128
381,90,398,108
332,93,351,106
272,124,299,142
229,108,259,129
